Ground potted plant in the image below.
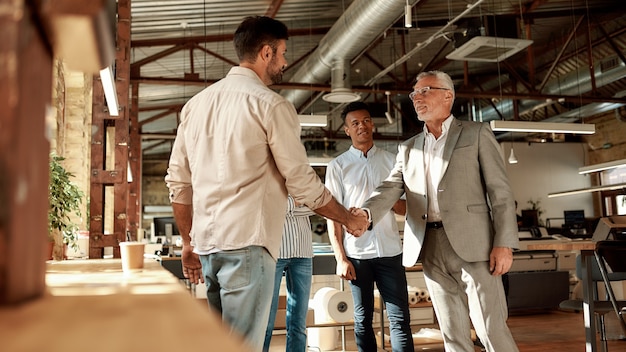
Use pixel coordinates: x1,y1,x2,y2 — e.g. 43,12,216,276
48,153,84,260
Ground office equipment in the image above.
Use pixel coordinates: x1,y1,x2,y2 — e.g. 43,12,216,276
562,210,591,238
521,210,539,228
564,210,585,227
151,216,180,244
592,216,626,242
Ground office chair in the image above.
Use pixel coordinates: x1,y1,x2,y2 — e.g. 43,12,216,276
559,251,626,352
594,240,626,337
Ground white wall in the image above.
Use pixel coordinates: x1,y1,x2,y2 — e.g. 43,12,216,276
501,142,595,226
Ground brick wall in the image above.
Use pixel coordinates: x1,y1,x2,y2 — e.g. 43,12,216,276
585,110,626,165
50,61,91,232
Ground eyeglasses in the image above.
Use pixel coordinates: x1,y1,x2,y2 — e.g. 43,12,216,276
408,86,450,100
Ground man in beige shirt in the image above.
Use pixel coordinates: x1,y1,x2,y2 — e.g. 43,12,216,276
165,16,368,351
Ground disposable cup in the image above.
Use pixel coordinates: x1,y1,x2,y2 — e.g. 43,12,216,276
119,242,145,273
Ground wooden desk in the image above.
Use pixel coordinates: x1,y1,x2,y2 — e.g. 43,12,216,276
526,240,598,352
0,258,251,352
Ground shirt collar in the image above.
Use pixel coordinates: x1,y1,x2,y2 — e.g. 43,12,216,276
348,144,377,158
423,114,454,137
228,66,265,85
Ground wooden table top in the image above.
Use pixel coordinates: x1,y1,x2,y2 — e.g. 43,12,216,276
525,239,596,251
0,258,251,352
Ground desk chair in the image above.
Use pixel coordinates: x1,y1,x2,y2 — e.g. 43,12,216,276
594,240,626,337
559,249,626,352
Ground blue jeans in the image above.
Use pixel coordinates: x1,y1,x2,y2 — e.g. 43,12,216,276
199,246,276,352
349,254,414,352
263,257,312,352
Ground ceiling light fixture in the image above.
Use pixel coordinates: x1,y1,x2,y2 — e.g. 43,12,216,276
385,91,394,124
508,148,518,164
578,158,626,174
298,114,328,127
99,65,119,116
308,156,334,166
323,59,361,104
490,120,595,134
547,182,626,198
404,0,412,28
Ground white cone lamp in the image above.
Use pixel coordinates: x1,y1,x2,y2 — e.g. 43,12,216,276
508,148,518,164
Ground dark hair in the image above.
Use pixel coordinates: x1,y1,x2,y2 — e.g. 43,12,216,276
234,16,289,63
340,101,370,123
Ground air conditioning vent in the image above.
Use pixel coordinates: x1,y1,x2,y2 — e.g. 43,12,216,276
446,36,533,63
600,57,619,73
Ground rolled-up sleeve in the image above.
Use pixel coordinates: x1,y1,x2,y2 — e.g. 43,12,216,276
165,110,193,205
267,101,332,210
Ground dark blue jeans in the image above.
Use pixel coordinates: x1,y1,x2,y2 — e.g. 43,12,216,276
349,254,414,352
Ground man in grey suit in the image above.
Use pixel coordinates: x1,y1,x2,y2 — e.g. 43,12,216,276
359,70,519,352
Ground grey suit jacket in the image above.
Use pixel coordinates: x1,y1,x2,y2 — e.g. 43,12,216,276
362,117,519,267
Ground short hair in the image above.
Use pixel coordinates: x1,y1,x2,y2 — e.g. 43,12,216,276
234,16,289,63
340,101,370,123
414,70,455,100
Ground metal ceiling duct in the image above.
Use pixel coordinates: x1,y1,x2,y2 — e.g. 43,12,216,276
476,55,626,123
280,0,407,108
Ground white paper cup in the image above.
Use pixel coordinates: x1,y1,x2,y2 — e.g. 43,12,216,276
119,242,145,273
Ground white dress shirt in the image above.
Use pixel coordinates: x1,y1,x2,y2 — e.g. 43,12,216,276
325,145,402,260
423,115,454,222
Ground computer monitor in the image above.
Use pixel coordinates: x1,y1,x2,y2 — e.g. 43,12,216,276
521,210,539,228
564,210,585,228
152,216,180,243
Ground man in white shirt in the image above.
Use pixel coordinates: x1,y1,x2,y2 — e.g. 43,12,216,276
326,102,414,352
165,16,368,351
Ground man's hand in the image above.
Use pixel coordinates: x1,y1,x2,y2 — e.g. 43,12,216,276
489,246,513,276
336,258,356,280
345,207,369,237
181,244,204,284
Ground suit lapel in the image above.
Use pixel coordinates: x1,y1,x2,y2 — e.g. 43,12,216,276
407,133,426,193
441,118,461,177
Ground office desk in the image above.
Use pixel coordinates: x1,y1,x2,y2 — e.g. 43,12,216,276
0,258,251,352
526,240,598,352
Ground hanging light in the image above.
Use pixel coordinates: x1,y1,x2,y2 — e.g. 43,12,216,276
385,91,394,124
404,0,412,28
508,148,518,164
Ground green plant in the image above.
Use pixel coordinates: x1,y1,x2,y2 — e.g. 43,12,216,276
48,153,84,251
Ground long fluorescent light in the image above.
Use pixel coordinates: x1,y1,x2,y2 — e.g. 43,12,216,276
489,120,595,134
308,156,333,166
578,158,626,174
298,114,328,127
547,182,626,198
99,66,119,116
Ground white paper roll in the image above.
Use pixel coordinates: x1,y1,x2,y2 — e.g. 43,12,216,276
309,287,353,351
313,287,354,323
408,294,420,305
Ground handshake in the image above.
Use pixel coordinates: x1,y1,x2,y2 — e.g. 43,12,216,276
345,207,370,237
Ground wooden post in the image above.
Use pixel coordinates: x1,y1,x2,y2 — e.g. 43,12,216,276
0,1,52,304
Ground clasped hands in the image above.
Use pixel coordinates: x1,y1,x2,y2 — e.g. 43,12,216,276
344,207,370,237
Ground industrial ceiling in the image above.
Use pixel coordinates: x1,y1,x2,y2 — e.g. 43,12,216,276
125,0,626,161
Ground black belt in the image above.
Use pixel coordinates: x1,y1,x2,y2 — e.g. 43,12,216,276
426,221,444,229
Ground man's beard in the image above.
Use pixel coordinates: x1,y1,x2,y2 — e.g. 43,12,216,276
268,59,284,85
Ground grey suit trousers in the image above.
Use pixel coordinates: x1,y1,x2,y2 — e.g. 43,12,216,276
421,227,519,352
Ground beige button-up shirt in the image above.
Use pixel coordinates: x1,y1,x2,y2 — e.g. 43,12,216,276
165,66,332,259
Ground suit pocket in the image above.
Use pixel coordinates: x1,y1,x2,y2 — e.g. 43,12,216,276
467,204,489,213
